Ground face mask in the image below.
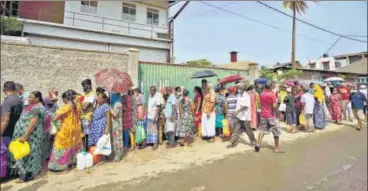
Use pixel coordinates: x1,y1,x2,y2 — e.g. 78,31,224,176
237,90,242,94
351,90,357,93
308,89,314,94
177,92,182,97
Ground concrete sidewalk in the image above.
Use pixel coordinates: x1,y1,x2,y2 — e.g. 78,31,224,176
0,120,362,191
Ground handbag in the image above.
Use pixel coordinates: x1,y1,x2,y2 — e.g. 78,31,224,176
222,119,231,137
135,121,146,144
93,134,112,156
299,113,306,127
50,120,60,135
165,120,176,133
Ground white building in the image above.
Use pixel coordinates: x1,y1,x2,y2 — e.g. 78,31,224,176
9,1,174,63
306,52,367,71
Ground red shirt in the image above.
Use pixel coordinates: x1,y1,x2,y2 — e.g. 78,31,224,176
260,89,277,119
338,86,350,100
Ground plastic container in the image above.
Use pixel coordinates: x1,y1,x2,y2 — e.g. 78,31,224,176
76,152,86,170
89,146,103,164
9,138,31,160
85,153,93,168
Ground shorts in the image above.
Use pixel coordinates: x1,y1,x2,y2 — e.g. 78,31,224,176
259,117,281,137
353,109,364,120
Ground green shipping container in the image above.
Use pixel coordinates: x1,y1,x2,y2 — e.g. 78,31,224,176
138,62,248,99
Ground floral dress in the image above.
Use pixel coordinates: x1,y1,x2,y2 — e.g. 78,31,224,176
177,98,195,138
8,104,46,181
215,93,225,128
109,101,124,161
89,103,110,147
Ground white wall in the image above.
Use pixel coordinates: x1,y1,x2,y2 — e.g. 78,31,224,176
63,1,168,39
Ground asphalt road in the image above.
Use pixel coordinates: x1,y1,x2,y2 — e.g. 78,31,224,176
86,123,367,191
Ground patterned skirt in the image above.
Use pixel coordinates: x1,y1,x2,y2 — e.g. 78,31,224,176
48,143,83,171
313,103,326,129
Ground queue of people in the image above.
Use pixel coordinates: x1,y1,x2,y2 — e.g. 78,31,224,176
0,78,367,183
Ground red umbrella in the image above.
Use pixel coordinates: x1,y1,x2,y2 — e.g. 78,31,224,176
219,75,243,84
283,79,295,86
95,68,133,93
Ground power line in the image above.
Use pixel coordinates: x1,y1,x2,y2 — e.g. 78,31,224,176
185,2,237,19
198,2,331,45
324,36,342,54
256,1,367,43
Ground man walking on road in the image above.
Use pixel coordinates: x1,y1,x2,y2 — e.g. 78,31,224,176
255,82,281,153
350,86,367,130
227,85,256,148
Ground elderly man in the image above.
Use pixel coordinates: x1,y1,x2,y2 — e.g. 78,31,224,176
147,86,161,150
227,84,257,149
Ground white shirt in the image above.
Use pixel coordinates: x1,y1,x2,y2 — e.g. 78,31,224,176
301,93,315,114
147,93,161,119
235,92,251,121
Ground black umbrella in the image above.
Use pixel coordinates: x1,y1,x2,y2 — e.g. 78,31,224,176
191,70,217,79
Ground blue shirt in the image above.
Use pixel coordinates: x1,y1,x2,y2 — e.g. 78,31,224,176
165,94,177,118
349,92,366,110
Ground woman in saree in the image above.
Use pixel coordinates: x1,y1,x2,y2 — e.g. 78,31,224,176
177,89,195,146
134,88,146,148
329,88,343,124
313,84,327,129
215,87,226,136
193,86,203,136
8,91,46,182
122,91,135,151
108,93,124,161
48,90,83,172
201,83,216,142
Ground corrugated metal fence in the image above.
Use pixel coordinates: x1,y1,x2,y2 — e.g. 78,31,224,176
139,62,248,99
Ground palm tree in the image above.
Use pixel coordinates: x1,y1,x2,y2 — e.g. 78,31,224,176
283,1,311,69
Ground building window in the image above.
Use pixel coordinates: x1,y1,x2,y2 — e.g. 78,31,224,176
81,1,97,14
335,61,341,68
309,63,316,69
147,8,159,25
322,61,330,70
122,3,136,21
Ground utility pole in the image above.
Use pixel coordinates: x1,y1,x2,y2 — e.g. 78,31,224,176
167,1,190,63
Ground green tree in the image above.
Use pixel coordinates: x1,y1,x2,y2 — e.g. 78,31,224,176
0,16,23,35
186,59,212,67
260,66,303,81
278,69,303,80
260,66,277,81
283,1,314,69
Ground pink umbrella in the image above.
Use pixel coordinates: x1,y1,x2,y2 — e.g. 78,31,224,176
95,68,133,93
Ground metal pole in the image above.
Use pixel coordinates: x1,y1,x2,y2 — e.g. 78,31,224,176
38,7,41,20
102,18,104,30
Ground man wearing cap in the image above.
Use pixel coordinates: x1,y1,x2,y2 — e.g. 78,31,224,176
255,81,281,153
80,79,96,149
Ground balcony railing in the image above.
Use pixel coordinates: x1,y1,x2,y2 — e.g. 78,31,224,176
4,7,171,40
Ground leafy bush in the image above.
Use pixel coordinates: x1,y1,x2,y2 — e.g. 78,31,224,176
0,16,23,35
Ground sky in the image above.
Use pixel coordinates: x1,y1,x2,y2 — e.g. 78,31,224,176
170,1,368,66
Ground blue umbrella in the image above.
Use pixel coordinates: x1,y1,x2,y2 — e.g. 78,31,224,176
254,78,268,85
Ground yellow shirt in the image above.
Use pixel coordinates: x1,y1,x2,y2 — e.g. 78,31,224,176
80,91,96,121
54,104,82,148
279,91,287,104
